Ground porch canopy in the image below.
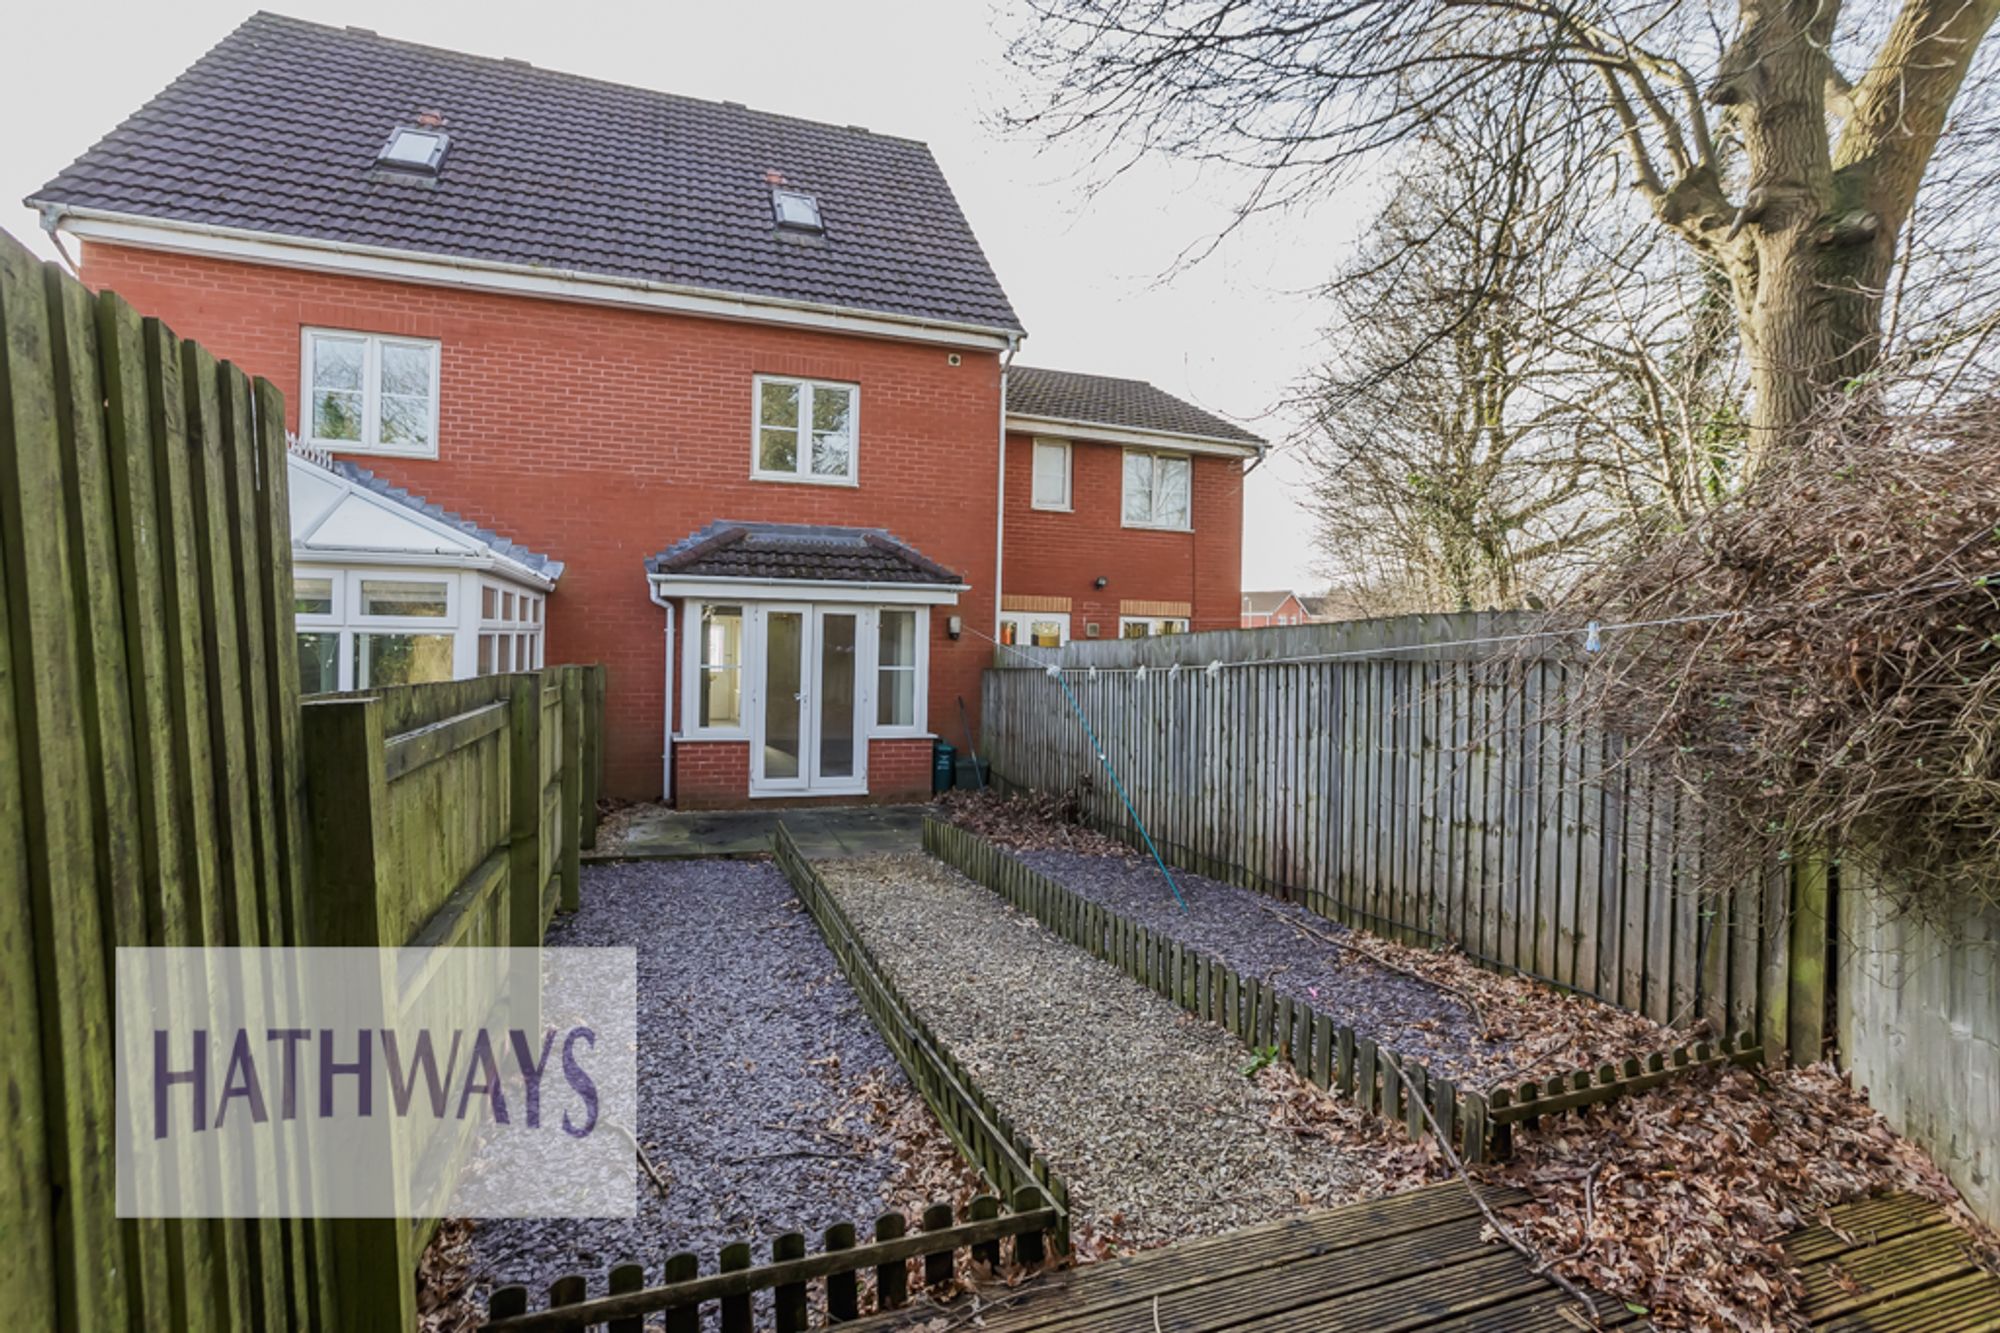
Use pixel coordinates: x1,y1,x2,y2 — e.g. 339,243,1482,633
646,521,965,799
288,447,562,692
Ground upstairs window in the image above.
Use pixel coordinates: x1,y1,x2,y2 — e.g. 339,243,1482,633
1122,450,1191,530
303,329,441,459
753,376,858,483
1031,439,1071,510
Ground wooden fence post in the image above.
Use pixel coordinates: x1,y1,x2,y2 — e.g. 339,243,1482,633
300,697,391,947
508,673,545,946
560,666,583,911
1788,851,1831,1064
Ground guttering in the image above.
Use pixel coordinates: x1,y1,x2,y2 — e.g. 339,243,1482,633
292,544,560,590
44,205,1023,353
1006,412,1263,458
645,574,967,605
647,584,676,804
996,334,1021,642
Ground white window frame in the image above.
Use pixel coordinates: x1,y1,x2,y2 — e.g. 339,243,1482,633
1030,437,1072,511
1119,615,1190,639
750,374,861,486
1121,449,1193,531
681,600,749,738
293,566,462,692
475,578,546,677
871,606,931,739
301,327,442,459
679,600,930,746
998,610,1070,649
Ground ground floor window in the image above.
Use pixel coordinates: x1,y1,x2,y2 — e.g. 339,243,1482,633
999,611,1069,648
296,567,547,693
1120,616,1189,639
676,598,936,795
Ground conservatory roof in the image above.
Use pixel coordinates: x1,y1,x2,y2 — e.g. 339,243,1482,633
287,449,562,588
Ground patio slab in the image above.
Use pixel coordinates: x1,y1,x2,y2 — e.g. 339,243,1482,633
590,803,927,860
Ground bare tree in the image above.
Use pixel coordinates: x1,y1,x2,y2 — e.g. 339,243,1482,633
1009,0,2000,472
1301,95,1625,611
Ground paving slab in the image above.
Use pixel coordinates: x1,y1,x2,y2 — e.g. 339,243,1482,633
591,803,927,860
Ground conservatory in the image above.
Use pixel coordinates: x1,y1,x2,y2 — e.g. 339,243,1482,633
286,448,563,694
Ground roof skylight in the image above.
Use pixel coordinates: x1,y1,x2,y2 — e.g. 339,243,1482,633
378,127,449,175
772,189,823,232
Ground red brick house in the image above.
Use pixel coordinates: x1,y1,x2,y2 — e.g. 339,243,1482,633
29,14,1262,805
1240,590,1309,628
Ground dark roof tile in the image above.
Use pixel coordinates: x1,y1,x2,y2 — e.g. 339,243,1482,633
32,13,1022,334
646,521,963,585
1009,366,1263,445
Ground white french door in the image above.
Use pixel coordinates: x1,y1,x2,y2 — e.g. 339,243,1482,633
749,604,868,795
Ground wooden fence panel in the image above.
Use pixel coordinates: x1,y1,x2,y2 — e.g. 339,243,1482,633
982,617,1804,1039
0,224,610,1331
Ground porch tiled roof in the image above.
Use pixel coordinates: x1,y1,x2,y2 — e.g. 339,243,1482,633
646,521,963,586
1008,366,1264,446
30,13,1022,335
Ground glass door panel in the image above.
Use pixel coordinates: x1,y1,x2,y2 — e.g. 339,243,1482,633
760,609,805,784
815,611,858,782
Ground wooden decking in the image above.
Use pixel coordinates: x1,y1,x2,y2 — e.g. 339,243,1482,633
848,1183,1633,1332
849,1186,2000,1332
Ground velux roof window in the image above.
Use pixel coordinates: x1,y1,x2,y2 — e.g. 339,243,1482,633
772,188,822,232
378,127,449,175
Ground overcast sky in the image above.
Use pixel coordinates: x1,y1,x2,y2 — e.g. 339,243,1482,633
4,0,1370,594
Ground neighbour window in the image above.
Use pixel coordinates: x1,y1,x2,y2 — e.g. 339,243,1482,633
697,604,744,728
303,329,441,459
1031,439,1071,510
1122,450,1191,529
293,568,461,692
998,612,1069,648
476,579,546,676
754,376,858,483
877,609,919,728
1120,616,1189,639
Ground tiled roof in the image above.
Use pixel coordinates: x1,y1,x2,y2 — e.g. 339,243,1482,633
646,521,963,585
30,13,1022,334
331,458,564,579
1009,366,1263,446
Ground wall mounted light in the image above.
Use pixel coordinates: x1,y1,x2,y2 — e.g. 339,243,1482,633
947,615,963,640
1094,576,1108,589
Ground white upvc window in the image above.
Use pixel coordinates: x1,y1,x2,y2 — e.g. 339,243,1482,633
1030,438,1071,510
998,611,1070,649
1122,450,1192,530
752,375,859,484
294,567,459,692
875,608,927,733
696,603,745,731
1120,616,1189,639
302,328,441,459
476,580,546,676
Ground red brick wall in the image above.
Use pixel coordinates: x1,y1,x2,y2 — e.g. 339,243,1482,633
1001,430,1244,639
670,737,931,809
82,242,1002,800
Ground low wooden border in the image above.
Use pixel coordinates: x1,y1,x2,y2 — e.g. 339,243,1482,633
923,817,1761,1163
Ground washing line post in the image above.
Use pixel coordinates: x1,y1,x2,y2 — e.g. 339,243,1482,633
1047,666,1188,912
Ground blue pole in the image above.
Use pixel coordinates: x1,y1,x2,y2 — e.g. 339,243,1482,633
1049,668,1187,912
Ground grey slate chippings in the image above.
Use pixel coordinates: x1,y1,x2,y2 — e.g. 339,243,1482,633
466,859,917,1306
814,854,1370,1252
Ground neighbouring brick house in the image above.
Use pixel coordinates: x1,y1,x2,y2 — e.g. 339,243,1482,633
29,13,1263,806
1240,590,1309,628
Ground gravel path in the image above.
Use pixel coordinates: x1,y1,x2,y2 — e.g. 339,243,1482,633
467,860,929,1303
1009,846,1664,1089
814,854,1375,1252
1016,847,1497,1080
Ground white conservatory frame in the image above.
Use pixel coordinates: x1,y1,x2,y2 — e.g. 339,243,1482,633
288,449,560,693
